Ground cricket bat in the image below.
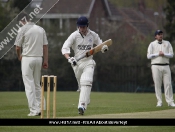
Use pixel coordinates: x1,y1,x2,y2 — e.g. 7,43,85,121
76,39,112,62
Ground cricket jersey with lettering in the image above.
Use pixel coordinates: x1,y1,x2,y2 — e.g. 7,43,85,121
61,29,102,61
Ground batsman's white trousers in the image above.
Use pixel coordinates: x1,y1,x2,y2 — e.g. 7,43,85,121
72,58,96,109
151,65,174,104
21,56,45,114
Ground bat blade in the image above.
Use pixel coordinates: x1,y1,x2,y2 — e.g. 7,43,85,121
86,39,112,57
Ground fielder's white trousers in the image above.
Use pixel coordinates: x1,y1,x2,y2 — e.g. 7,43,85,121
22,56,45,114
72,58,96,109
151,65,174,104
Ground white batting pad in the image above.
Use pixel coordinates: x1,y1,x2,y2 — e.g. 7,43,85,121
78,85,91,109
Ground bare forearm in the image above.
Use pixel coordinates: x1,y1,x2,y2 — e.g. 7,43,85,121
64,53,70,59
43,45,48,62
42,45,48,69
15,46,22,61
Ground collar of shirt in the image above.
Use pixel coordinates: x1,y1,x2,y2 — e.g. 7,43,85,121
155,39,163,44
77,28,90,36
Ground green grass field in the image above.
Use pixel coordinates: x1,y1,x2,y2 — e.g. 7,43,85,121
0,91,175,131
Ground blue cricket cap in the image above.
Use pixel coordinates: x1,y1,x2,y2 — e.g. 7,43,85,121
155,30,163,36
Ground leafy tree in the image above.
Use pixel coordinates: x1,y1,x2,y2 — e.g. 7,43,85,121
0,1,11,31
164,0,175,43
0,1,23,91
11,0,30,11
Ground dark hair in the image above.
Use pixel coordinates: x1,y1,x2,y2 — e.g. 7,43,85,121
17,12,30,21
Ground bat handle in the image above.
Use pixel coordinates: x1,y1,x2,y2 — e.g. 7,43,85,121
76,55,86,62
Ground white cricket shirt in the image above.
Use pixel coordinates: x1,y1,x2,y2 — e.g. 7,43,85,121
61,29,102,60
147,40,174,64
14,22,48,57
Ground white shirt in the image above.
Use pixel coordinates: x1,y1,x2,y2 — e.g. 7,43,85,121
14,22,48,57
147,40,174,64
61,29,102,60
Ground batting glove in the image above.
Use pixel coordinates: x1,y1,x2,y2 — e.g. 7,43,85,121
68,57,77,66
101,45,109,53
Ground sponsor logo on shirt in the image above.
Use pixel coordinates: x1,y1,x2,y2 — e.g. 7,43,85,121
78,45,91,50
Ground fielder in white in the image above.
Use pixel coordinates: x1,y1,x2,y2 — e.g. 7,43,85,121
61,16,108,115
147,30,175,107
15,12,48,116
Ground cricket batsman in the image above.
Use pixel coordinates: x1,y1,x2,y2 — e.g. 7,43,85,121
61,16,108,115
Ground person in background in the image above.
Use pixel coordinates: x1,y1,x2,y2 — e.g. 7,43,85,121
147,30,175,107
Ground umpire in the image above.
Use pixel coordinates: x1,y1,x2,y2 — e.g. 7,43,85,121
147,30,175,107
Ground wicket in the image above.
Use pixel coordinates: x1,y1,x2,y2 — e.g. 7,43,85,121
41,75,57,118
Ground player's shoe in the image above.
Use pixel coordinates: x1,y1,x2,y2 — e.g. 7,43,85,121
78,107,85,115
156,103,162,107
168,102,175,107
27,112,40,116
